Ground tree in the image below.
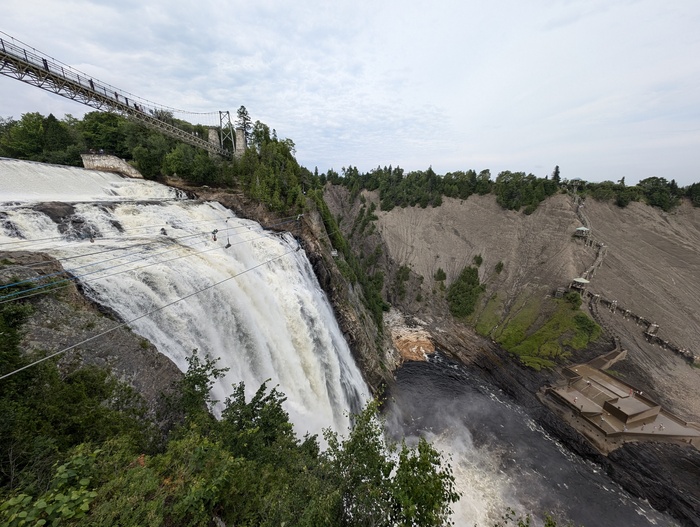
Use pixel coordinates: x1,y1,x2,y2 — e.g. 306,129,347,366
79,111,129,156
163,143,195,180
131,134,171,179
552,165,561,184
447,266,485,318
324,401,459,526
236,105,252,146
0,112,44,159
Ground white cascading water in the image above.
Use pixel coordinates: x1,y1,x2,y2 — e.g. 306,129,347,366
0,158,368,436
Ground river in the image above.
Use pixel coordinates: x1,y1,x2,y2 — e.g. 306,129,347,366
385,353,678,526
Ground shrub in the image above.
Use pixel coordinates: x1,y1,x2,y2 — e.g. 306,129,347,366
447,266,485,318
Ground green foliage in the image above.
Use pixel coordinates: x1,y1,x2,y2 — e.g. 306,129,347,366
310,190,387,330
494,171,558,212
638,176,682,211
0,294,155,495
474,294,503,336
0,112,44,159
433,267,446,281
329,158,699,216
446,266,485,318
394,265,411,300
330,162,566,214
582,177,683,212
564,291,582,309
472,254,483,267
495,261,504,274
0,448,99,527
232,122,311,214
687,182,700,207
324,401,459,526
17,384,458,527
0,110,322,208
494,296,602,370
236,105,252,145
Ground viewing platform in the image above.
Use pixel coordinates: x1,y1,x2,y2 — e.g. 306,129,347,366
543,352,700,453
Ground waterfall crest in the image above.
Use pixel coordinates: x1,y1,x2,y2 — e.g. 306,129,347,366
0,160,368,436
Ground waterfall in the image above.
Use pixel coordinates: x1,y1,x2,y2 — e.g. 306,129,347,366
0,159,368,436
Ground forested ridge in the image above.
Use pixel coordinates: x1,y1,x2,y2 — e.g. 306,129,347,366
2,112,699,217
325,164,699,214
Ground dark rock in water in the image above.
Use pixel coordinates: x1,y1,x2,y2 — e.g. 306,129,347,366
33,202,76,226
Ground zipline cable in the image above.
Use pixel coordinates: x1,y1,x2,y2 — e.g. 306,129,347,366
0,209,300,250
0,216,301,282
0,225,301,305
0,246,298,381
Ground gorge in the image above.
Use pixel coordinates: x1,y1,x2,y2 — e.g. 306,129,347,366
1,157,699,526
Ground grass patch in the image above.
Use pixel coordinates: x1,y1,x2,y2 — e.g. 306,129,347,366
495,295,601,370
474,293,503,336
494,294,542,348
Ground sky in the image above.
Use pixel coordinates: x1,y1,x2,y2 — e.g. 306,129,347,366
1,0,699,185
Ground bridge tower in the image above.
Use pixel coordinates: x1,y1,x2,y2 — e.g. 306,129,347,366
219,111,236,154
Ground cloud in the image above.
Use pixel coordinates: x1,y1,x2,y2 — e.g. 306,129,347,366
2,0,700,185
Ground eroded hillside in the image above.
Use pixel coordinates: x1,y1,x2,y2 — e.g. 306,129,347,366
325,184,700,420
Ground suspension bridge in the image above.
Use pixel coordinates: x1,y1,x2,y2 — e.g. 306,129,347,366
0,32,240,158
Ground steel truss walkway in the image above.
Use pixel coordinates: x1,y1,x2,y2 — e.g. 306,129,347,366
0,35,234,157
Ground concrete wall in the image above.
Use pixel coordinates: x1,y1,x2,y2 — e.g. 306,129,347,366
208,128,219,148
81,154,143,179
235,128,246,157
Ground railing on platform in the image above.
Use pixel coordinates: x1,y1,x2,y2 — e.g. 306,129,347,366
0,35,233,158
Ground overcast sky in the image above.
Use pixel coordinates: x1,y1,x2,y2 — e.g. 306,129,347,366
2,0,699,185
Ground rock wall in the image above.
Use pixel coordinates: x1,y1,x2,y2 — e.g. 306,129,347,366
3,251,182,417
81,153,143,178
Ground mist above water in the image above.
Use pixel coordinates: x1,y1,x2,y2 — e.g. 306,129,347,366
384,354,678,527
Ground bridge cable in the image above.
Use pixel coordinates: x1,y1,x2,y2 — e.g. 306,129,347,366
0,31,220,117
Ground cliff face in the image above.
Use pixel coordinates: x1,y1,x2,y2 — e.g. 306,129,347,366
4,250,182,417
325,184,700,416
325,184,700,526
169,183,395,393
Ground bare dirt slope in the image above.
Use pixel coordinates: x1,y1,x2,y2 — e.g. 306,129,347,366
585,198,700,358
326,184,700,421
373,192,590,296
582,199,700,420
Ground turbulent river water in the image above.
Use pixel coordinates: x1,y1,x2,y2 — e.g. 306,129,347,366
0,159,680,526
386,353,678,526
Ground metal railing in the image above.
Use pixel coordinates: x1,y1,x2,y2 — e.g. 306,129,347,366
0,35,233,157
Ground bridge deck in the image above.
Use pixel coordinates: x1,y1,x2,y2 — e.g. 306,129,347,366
0,35,232,157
